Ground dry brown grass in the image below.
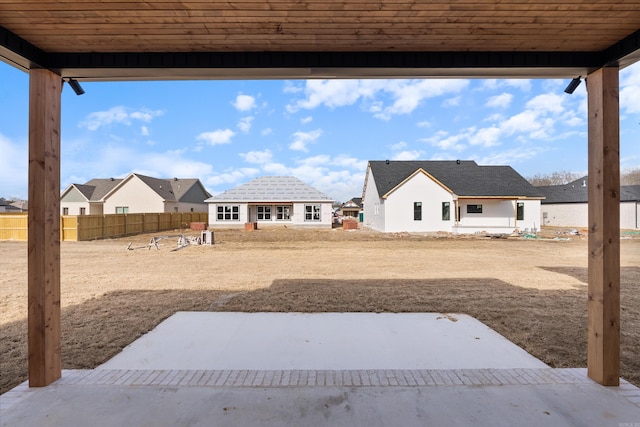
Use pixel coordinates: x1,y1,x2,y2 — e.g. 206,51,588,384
1,227,639,394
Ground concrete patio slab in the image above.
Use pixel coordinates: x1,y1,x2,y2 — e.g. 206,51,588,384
99,312,549,370
2,313,639,426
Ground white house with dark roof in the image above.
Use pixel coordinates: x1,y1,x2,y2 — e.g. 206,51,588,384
362,160,544,234
537,177,640,229
206,176,334,228
60,173,211,215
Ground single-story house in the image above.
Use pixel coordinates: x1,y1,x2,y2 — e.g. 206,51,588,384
340,197,362,220
206,176,334,228
537,177,640,229
362,160,544,234
60,173,211,215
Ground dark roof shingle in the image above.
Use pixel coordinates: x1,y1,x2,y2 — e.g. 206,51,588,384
369,160,543,198
538,177,640,204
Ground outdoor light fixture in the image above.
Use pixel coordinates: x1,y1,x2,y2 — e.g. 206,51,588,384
564,77,582,94
67,78,85,96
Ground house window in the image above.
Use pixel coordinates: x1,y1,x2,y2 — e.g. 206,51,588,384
217,205,239,221
517,202,525,221
276,206,291,220
414,202,422,221
79,207,86,215
442,202,450,221
467,204,483,214
374,203,379,215
305,204,321,221
115,206,129,214
257,206,272,220
62,207,69,215
174,207,179,212
190,208,194,213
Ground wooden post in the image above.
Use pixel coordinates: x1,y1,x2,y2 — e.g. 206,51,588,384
587,67,620,386
28,68,62,387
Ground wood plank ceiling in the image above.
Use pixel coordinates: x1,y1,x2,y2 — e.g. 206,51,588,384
1,1,640,79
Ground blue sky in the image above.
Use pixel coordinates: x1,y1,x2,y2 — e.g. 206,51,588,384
1,61,639,203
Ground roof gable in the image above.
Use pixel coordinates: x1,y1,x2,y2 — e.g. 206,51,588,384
207,176,332,203
369,160,543,199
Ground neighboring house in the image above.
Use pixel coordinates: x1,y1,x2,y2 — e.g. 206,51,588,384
60,173,211,215
0,198,22,213
538,177,640,229
10,200,28,212
206,176,334,228
60,178,122,215
340,197,362,220
362,160,544,234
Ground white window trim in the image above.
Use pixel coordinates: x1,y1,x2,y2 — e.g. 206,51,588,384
216,205,240,221
304,204,321,222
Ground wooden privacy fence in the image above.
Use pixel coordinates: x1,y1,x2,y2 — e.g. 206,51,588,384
0,212,208,241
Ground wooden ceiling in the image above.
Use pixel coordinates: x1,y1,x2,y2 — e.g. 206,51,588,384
1,1,640,80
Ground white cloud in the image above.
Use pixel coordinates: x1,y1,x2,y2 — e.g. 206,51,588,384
421,129,470,152
286,79,469,121
389,141,408,151
232,94,256,112
206,168,260,187
417,121,431,128
442,96,461,107
240,149,273,164
472,126,502,147
289,129,323,152
500,110,542,136
485,93,513,109
141,126,149,136
330,155,368,171
373,79,469,120
476,146,545,166
0,133,27,198
301,116,313,124
392,150,425,160
525,93,564,114
237,116,254,133
621,85,640,114
79,106,164,131
482,79,531,92
261,128,273,136
196,129,236,146
286,80,368,113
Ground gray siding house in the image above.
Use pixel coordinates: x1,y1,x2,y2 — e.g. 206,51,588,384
60,173,211,215
537,177,640,229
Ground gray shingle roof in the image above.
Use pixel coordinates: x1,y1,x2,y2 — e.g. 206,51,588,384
206,176,333,203
135,174,178,201
538,176,640,204
369,160,543,198
79,178,122,201
130,174,210,202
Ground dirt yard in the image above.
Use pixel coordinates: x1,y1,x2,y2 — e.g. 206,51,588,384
1,227,639,394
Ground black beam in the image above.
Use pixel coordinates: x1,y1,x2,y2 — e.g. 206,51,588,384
0,25,47,69
602,29,640,68
46,50,604,71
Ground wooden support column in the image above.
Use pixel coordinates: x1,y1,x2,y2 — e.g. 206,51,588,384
28,68,62,387
587,67,620,386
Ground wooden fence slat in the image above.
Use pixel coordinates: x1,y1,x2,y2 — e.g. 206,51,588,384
1,212,208,241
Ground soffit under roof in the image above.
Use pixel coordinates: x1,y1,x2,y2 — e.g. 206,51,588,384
1,1,639,80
